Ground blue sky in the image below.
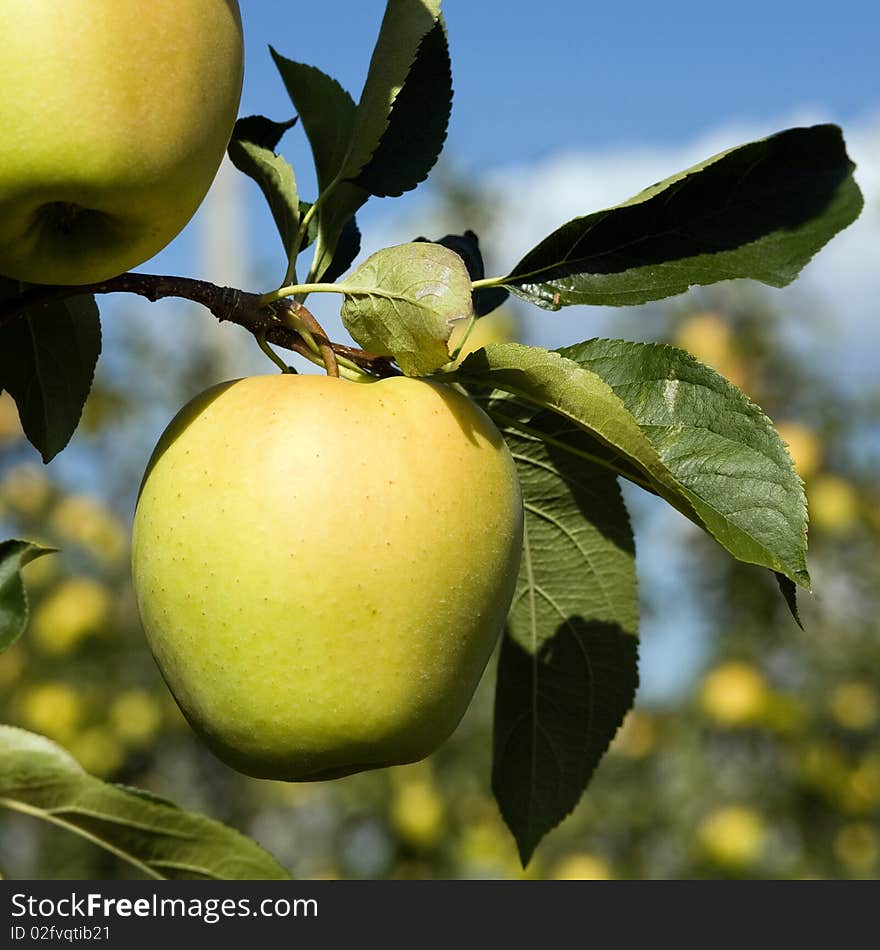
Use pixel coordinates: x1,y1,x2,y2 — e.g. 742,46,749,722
155,0,880,284
238,0,879,165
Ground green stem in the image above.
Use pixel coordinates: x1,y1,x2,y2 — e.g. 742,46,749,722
285,342,362,380
256,332,295,374
471,276,507,291
449,315,477,362
260,283,346,306
286,189,332,284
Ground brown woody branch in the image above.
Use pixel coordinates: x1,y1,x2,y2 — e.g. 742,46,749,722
0,272,400,377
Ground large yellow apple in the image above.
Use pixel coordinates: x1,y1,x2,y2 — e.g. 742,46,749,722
131,374,524,780
0,0,243,285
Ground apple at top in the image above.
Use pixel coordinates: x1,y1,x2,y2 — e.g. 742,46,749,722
0,1,243,286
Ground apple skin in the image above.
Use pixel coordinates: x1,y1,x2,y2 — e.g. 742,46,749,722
131,374,524,780
0,1,243,286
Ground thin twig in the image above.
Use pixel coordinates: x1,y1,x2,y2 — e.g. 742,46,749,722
0,272,401,377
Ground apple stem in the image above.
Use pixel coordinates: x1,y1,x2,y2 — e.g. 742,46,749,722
255,331,296,374
0,272,401,378
275,300,339,379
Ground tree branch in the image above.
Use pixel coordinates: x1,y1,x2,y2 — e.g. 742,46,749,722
0,272,400,377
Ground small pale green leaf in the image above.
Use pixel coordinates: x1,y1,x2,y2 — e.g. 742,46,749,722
0,288,101,462
340,242,472,375
490,411,639,864
414,230,510,316
227,115,300,268
0,726,290,880
0,540,56,653
560,339,809,588
499,125,863,309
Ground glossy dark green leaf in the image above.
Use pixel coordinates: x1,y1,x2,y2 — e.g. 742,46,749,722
227,114,300,268
0,540,56,653
499,125,863,309
490,410,638,865
0,726,291,880
453,342,681,500
0,289,101,462
268,51,363,281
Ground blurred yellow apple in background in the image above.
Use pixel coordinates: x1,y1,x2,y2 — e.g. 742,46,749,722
31,577,111,656
448,309,517,364
808,474,858,534
0,0,243,285
675,311,750,391
776,421,822,482
19,682,82,742
0,393,22,445
551,853,615,880
132,374,523,780
697,805,767,869
700,661,769,727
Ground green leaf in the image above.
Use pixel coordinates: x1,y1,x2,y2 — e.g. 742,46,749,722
0,289,101,462
0,726,291,880
295,202,361,280
268,52,363,282
309,184,371,283
227,115,300,270
306,1,446,282
560,339,809,589
322,214,362,283
269,51,357,195
342,0,444,187
296,200,320,252
0,540,56,653
352,17,452,197
498,125,863,309
340,242,472,375
451,342,809,588
776,573,803,629
453,342,679,497
489,409,639,865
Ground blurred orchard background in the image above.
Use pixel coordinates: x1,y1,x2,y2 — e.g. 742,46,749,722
2,0,879,879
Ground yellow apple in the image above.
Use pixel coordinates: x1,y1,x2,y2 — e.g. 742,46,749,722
0,0,243,285
131,374,523,780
